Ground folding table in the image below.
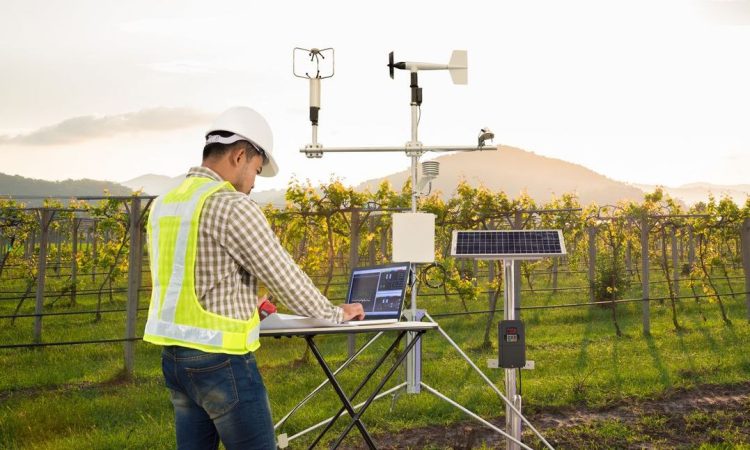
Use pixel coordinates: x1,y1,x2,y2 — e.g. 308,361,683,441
261,321,438,449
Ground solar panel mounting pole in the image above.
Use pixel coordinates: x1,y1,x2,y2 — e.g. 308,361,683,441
503,259,522,450
451,229,564,450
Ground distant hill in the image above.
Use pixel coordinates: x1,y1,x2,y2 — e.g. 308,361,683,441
632,182,750,206
0,172,133,199
121,173,287,206
357,146,645,205
121,174,183,195
119,147,750,208
249,188,287,207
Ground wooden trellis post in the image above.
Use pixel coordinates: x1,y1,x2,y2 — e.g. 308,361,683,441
71,218,80,305
349,208,360,269
671,227,679,297
679,228,685,261
347,208,360,357
641,215,650,335
625,241,632,275
552,258,559,292
26,233,34,258
587,226,597,303
54,228,62,273
34,209,54,344
741,218,750,322
124,198,143,377
91,220,97,283
368,215,376,265
140,225,147,289
381,225,389,260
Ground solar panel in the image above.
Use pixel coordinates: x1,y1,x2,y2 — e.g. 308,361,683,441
450,230,566,259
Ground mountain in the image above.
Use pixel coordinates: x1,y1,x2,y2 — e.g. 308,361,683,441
632,182,750,206
121,173,288,206
119,147,750,207
121,174,183,195
356,146,645,205
249,188,287,207
0,172,133,199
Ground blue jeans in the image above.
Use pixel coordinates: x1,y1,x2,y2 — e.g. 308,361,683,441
161,346,276,450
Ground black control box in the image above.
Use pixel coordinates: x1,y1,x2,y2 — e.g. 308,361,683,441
498,320,525,369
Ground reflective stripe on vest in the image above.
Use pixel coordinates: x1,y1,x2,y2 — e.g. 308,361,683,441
143,176,261,354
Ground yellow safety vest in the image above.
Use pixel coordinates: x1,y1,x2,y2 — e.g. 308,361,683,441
143,176,261,354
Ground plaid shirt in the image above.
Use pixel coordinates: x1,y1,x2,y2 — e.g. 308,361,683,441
185,166,343,323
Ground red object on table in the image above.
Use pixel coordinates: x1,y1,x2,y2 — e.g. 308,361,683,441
258,297,277,320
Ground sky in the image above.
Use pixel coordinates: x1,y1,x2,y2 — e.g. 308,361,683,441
1,0,749,191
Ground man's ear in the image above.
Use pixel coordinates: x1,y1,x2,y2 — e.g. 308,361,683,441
231,145,246,167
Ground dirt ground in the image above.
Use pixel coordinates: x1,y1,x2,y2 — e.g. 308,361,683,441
341,382,750,449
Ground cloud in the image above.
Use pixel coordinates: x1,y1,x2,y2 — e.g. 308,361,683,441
146,59,253,75
148,60,217,75
0,107,212,146
727,152,750,161
699,0,750,25
120,17,221,36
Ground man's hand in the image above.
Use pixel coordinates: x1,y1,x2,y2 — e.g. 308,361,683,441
341,303,365,321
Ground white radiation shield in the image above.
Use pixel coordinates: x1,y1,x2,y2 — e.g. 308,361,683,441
392,213,435,263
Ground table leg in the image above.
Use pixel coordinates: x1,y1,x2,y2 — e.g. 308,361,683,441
330,331,426,449
305,336,377,449
309,330,410,448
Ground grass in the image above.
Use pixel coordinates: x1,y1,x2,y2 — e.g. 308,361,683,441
1,264,749,448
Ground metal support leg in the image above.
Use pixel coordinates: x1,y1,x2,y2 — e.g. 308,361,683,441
406,266,420,393
305,336,376,449
331,330,426,449
275,332,385,431
306,330,426,449
309,331,407,447
284,383,406,445
423,312,554,450
420,383,532,450
405,308,424,393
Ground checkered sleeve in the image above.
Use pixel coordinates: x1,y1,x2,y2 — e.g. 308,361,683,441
223,196,344,323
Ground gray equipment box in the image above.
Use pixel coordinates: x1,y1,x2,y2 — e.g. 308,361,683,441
498,320,525,369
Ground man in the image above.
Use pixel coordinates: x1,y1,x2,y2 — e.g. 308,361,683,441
144,106,365,449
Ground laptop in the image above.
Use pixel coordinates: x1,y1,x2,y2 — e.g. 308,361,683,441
343,263,411,325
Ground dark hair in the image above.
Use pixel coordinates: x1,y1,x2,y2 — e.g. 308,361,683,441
202,130,262,161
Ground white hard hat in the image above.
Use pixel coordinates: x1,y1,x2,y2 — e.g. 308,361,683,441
205,106,278,177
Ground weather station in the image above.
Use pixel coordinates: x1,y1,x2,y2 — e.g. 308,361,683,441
274,47,556,450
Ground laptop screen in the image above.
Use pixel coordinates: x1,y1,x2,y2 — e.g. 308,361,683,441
346,263,410,320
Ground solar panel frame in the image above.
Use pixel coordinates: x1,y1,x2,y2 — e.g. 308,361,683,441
450,229,566,260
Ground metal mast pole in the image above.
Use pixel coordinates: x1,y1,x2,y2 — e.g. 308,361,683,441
504,260,522,450
406,70,422,394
